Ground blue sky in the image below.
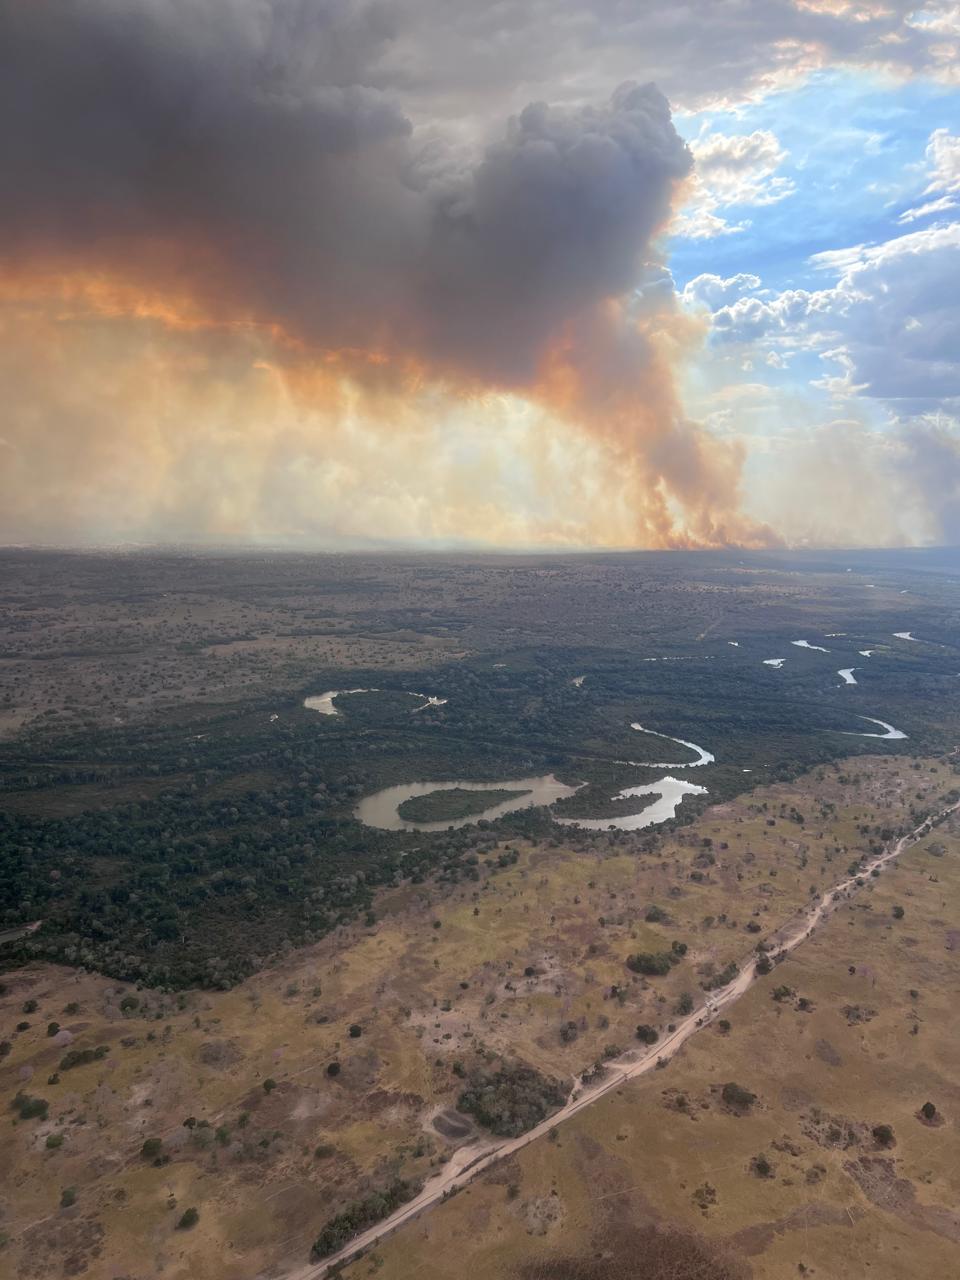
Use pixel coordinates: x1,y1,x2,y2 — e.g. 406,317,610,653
670,70,960,293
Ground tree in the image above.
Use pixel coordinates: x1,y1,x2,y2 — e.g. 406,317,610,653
348,1024,362,1038
636,1024,659,1045
263,1078,277,1093
921,1101,937,1121
626,951,673,976
722,1082,755,1110
140,1138,162,1159
177,1207,199,1230
326,1062,341,1077
872,1123,895,1147
676,992,694,1015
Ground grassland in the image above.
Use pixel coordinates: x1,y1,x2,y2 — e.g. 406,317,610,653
336,790,960,1280
1,754,957,1279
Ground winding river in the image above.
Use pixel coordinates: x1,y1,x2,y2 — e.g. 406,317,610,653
354,775,580,833
354,722,715,832
554,776,709,832
307,683,908,834
304,689,446,716
842,715,908,740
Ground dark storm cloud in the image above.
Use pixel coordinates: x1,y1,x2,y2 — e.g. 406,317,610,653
0,0,692,384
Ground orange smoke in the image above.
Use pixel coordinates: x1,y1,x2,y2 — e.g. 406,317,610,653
0,257,778,549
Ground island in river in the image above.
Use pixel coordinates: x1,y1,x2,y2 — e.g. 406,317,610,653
396,786,531,824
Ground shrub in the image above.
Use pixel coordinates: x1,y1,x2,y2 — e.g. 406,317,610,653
721,1082,755,1110
60,1187,76,1208
348,1024,362,1038
645,905,667,923
46,1133,64,1149
676,992,694,1015
326,1062,341,1077
892,905,905,920
771,985,794,1003
702,961,739,992
59,1045,109,1071
921,1101,937,1121
635,1024,659,1045
872,1124,895,1147
626,952,673,976
177,1207,200,1230
263,1078,277,1093
311,1179,420,1260
11,1093,48,1122
751,1153,774,1178
22,999,38,1014
140,1138,162,1159
458,1060,566,1137
46,1022,60,1037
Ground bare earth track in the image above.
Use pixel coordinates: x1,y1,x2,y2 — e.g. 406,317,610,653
297,797,960,1279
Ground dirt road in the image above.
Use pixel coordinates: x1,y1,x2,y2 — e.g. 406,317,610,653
290,798,959,1279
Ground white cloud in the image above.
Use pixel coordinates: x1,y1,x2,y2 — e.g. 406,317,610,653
681,272,763,309
674,129,795,238
700,221,960,409
897,127,960,220
924,126,960,192
898,193,957,223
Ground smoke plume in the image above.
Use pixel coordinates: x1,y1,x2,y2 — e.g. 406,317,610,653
0,0,773,547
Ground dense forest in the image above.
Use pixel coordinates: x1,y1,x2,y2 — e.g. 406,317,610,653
3,548,959,991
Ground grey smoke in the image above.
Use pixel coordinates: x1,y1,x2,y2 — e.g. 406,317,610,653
0,0,692,385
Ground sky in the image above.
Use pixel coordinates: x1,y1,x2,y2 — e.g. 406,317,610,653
1,1,959,550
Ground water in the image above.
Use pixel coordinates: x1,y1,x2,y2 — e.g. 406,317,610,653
355,720,717,832
304,689,376,716
554,776,709,832
355,775,580,832
624,723,714,768
304,689,445,716
841,716,908,741
412,696,448,712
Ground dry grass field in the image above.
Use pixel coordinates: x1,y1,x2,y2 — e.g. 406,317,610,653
337,787,960,1280
1,755,956,1279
